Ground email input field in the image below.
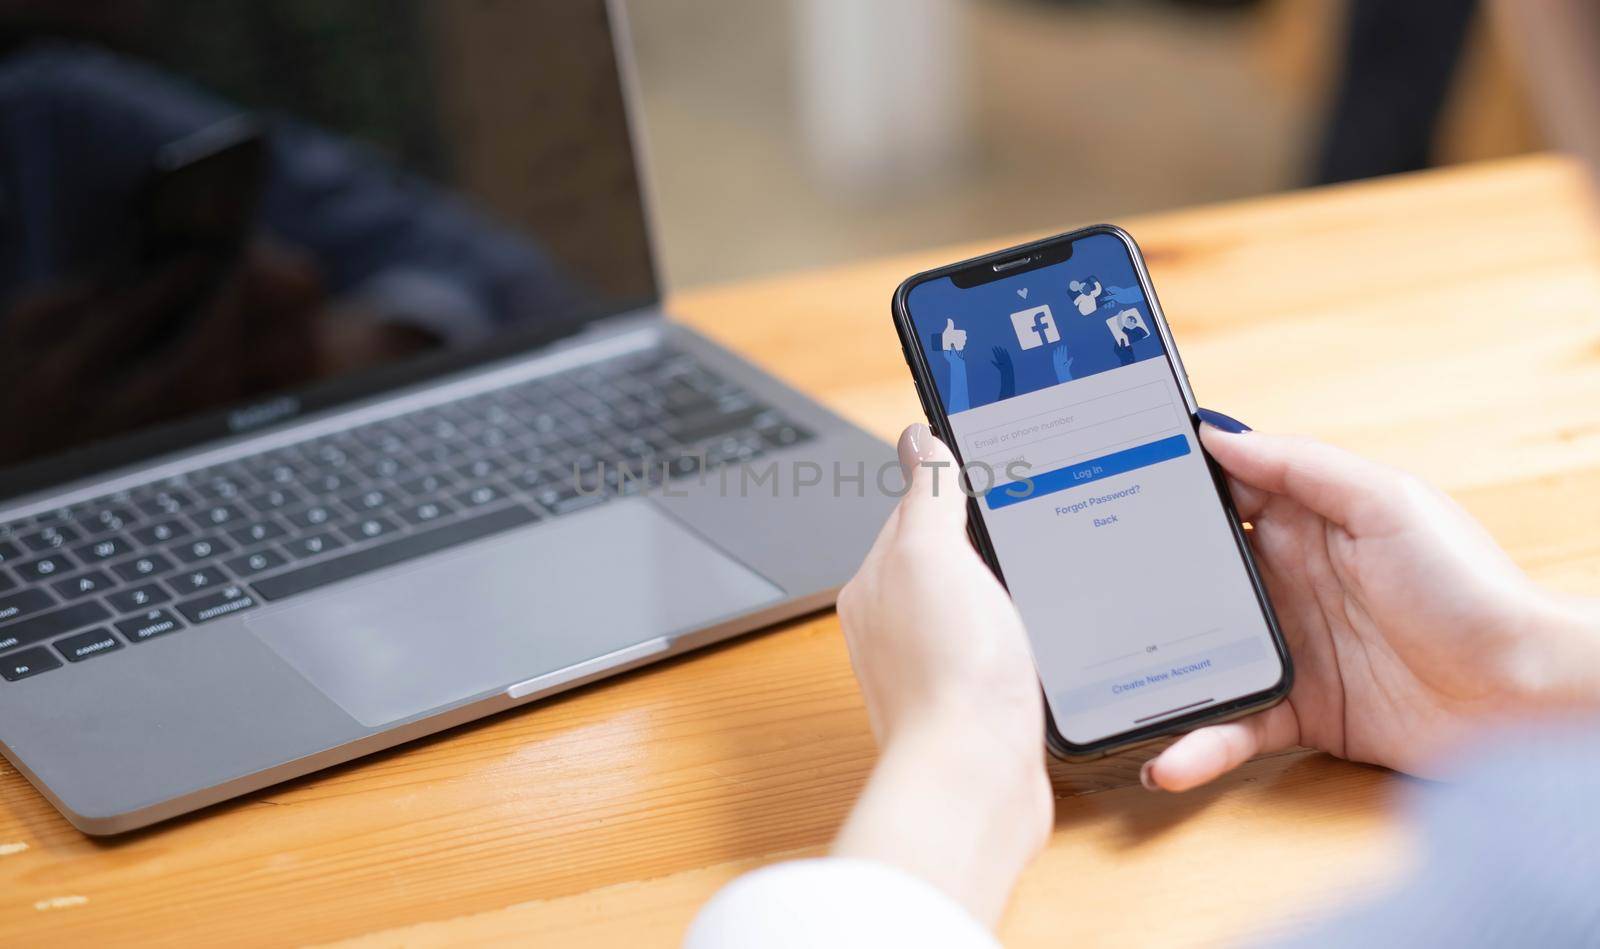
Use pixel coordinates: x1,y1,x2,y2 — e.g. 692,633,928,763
964,382,1180,470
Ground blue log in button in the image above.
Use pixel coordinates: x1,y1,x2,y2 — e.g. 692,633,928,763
985,433,1191,510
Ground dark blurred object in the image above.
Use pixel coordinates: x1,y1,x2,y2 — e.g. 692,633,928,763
1316,0,1480,184
140,117,265,264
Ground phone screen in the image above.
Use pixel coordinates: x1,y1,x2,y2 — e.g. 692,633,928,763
902,230,1286,749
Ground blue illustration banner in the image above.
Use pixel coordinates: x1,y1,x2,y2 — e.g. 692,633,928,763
907,232,1168,414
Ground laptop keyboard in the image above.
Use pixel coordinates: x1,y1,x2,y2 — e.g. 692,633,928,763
0,345,812,684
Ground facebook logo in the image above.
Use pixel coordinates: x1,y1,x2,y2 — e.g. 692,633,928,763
1010,304,1060,350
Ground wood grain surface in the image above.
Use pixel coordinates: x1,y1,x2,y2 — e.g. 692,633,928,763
3,155,1597,947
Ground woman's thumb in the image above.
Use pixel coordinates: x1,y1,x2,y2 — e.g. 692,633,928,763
896,423,968,535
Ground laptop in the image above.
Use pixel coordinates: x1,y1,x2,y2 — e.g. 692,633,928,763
0,1,892,834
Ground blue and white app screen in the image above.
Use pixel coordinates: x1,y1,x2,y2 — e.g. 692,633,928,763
907,232,1283,745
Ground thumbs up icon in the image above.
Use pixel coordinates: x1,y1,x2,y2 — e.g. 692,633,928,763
941,318,968,352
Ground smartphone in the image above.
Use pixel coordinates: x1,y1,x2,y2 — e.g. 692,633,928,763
107,117,268,352
892,225,1291,758
140,115,267,259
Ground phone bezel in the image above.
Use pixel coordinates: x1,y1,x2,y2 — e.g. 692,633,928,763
890,223,1293,759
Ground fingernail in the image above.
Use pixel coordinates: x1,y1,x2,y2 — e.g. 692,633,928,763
897,423,936,481
1139,760,1162,792
1197,408,1251,433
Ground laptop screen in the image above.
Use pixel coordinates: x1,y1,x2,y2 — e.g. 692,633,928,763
0,0,657,500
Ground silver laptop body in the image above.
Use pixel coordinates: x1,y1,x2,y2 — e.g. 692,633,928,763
0,0,891,833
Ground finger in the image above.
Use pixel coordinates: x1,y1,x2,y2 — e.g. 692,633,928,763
1197,426,1399,532
231,244,323,384
853,486,905,574
1224,474,1268,523
893,423,967,540
1140,701,1299,792
851,421,935,573
6,285,92,346
76,253,221,369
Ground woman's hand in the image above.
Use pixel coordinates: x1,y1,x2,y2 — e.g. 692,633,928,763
833,424,1051,928
1144,416,1600,792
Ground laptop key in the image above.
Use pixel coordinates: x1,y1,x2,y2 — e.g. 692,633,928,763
309,472,358,495
84,508,136,535
244,487,307,514
229,520,288,547
0,601,110,653
309,442,353,468
0,573,13,594
1,647,61,682
253,505,541,601
116,608,185,643
16,553,75,582
453,483,506,509
342,487,395,512
398,499,458,526
55,628,122,663
0,540,20,566
19,525,81,551
136,489,196,517
74,534,134,563
453,458,502,482
50,570,113,600
107,584,172,612
132,519,192,546
412,443,458,467
173,536,233,564
197,477,249,501
0,588,54,626
198,503,245,528
338,516,401,544
175,585,258,624
398,473,457,498
169,566,229,595
111,552,177,582
359,455,408,481
286,504,343,530
282,533,343,561
758,422,811,448
226,548,288,576
253,461,304,486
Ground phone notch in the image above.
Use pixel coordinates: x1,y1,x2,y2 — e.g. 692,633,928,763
950,238,1074,288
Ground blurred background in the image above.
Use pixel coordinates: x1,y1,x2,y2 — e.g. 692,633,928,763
623,0,1543,289
0,0,1575,295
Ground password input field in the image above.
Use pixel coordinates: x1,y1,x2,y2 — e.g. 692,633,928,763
964,382,1179,470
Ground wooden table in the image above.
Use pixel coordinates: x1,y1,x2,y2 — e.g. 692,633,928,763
5,154,1600,947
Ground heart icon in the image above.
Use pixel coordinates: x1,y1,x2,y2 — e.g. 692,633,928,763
1017,288,1029,299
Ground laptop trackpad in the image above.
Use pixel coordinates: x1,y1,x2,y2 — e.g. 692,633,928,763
246,499,784,728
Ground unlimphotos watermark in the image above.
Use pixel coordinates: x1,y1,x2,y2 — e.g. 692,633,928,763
565,453,1038,501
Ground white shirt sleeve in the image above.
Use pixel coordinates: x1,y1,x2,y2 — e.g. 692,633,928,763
684,857,1000,949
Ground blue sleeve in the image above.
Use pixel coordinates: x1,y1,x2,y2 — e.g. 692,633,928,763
1273,719,1600,947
